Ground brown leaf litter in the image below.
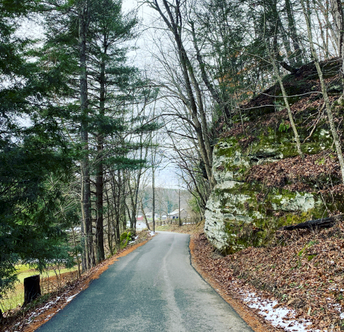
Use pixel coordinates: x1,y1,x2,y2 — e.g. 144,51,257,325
191,223,344,331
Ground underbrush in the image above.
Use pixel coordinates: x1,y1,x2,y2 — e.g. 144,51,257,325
0,266,78,314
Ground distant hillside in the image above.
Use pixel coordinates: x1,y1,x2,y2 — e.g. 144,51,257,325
139,187,191,216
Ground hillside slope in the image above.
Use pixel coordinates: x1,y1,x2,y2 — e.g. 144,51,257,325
205,57,344,254
193,225,344,331
199,58,344,331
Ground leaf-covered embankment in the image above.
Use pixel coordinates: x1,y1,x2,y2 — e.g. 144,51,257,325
192,223,344,331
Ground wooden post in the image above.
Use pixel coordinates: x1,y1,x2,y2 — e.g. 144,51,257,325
24,275,41,305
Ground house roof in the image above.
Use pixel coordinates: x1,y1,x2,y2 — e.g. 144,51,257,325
168,208,185,216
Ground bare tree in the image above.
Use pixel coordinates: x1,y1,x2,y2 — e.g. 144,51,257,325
146,0,215,189
301,0,344,183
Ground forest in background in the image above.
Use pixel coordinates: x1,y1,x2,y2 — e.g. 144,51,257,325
1,0,344,316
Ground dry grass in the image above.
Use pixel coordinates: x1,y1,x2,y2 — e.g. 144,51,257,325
0,266,78,314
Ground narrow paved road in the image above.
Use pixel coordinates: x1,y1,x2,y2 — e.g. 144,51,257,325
37,232,253,331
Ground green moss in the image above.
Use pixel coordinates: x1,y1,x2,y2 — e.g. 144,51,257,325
120,232,127,243
120,231,132,249
209,82,340,254
211,180,328,253
217,106,334,166
220,206,327,253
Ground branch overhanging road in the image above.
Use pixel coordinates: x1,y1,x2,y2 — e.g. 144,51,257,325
37,232,253,332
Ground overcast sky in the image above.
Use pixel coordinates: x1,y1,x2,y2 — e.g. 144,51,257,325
121,1,182,189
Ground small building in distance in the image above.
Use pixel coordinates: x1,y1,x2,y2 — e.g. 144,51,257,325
167,208,188,220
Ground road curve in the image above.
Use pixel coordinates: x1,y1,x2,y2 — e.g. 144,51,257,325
37,232,253,332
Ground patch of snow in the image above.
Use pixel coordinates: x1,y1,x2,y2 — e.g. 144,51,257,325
240,291,319,332
330,302,344,320
149,231,155,236
17,291,80,330
65,227,81,233
66,294,78,303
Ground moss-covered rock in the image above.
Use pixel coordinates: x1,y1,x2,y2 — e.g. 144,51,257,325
205,59,343,253
206,114,334,252
204,175,327,253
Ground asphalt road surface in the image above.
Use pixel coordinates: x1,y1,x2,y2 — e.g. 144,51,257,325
37,232,253,332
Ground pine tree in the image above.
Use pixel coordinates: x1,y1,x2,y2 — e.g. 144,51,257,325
0,0,76,299
42,0,159,265
86,0,138,262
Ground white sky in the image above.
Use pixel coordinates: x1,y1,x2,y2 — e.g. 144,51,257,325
121,1,182,189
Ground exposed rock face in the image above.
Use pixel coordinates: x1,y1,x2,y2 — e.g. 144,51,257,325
204,142,321,252
204,67,343,253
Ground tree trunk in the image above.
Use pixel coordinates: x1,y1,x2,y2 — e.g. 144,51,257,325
23,275,41,305
95,53,106,264
178,188,182,226
330,0,343,54
79,0,93,271
121,170,127,232
152,164,156,233
112,170,122,250
105,187,114,255
190,22,231,122
140,198,151,231
72,228,81,278
95,138,104,263
285,0,302,62
316,0,339,55
270,1,294,66
332,0,344,93
270,54,304,158
280,215,342,230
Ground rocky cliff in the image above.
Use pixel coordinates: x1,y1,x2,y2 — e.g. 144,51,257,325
204,59,344,253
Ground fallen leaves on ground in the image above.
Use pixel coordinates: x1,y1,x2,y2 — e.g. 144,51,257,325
246,151,344,197
192,224,344,331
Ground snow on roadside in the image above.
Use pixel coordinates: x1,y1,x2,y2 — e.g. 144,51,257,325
66,294,78,303
129,235,139,245
21,296,62,325
12,287,83,329
149,231,156,236
237,289,320,332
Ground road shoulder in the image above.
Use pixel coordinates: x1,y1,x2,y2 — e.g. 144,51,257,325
189,235,281,332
